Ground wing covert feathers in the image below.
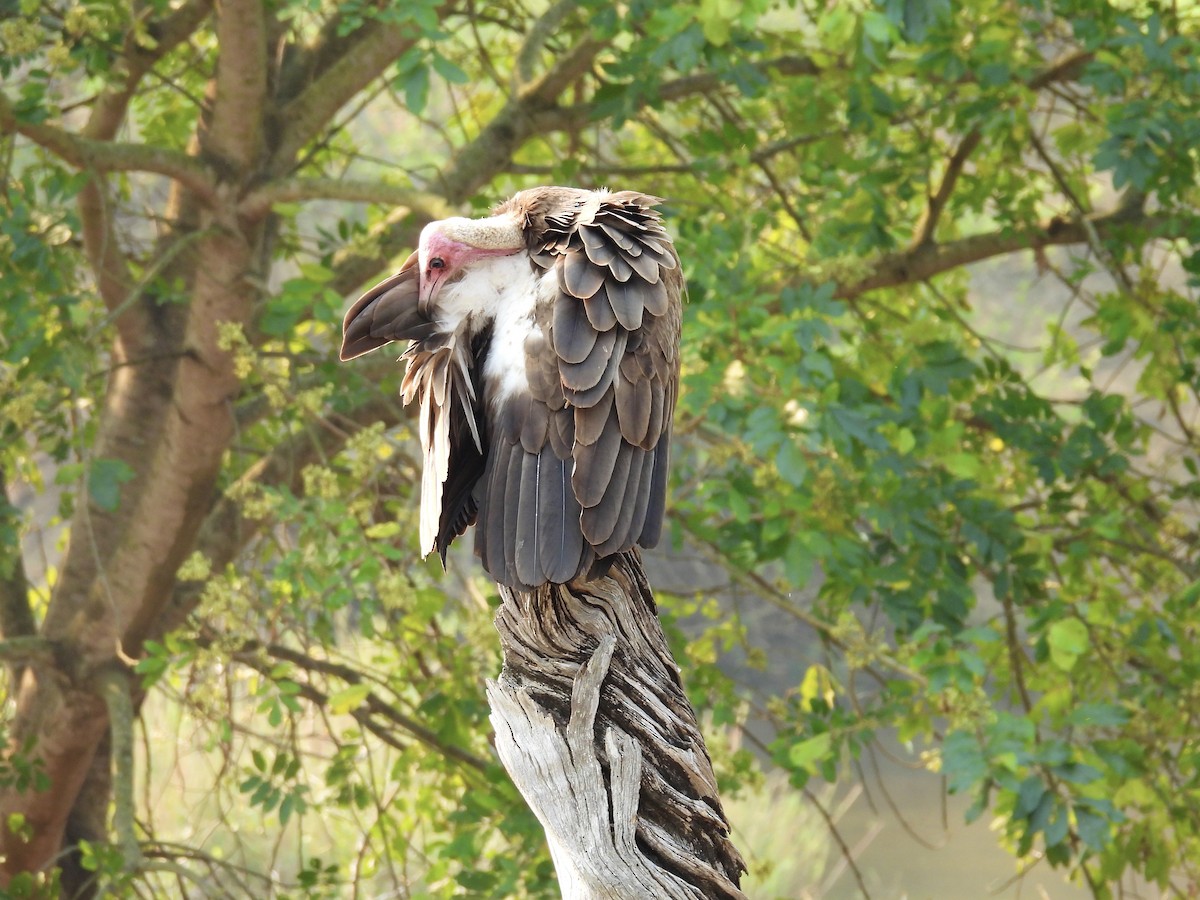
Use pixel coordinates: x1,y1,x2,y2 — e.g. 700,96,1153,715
480,187,681,589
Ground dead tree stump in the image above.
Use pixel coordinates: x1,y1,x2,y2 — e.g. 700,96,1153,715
487,550,746,899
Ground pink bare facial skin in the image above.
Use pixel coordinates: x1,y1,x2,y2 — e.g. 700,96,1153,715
418,230,472,307
418,223,525,306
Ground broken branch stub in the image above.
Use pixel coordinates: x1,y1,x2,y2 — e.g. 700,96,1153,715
488,550,746,899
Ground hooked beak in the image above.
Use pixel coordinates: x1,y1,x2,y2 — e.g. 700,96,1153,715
418,269,447,309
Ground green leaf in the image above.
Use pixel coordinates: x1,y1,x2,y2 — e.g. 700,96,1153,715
1046,619,1089,672
53,462,85,486
696,0,743,45
861,11,896,46
88,458,135,512
798,664,835,711
403,64,430,115
365,522,403,539
775,440,808,486
1075,808,1109,851
5,813,28,839
297,262,333,283
328,683,372,714
944,453,980,479
432,54,469,85
1067,702,1129,728
788,733,832,773
818,5,856,50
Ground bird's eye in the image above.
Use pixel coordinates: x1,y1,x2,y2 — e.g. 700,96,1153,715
430,257,446,269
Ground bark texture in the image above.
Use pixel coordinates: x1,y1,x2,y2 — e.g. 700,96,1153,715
490,551,746,899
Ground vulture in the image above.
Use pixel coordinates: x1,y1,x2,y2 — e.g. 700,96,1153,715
340,186,682,590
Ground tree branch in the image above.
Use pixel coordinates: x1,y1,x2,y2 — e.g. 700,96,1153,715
324,15,609,289
837,207,1180,300
96,666,142,871
238,177,448,220
1028,129,1142,299
316,29,606,292
77,179,138,341
508,161,698,176
0,471,37,690
514,0,582,89
0,93,216,200
0,636,56,667
205,0,268,170
83,0,215,141
76,0,213,337
907,49,1096,252
244,640,492,772
511,47,1089,196
275,7,389,106
152,393,404,638
217,633,494,773
327,206,437,297
1026,49,1094,91
528,55,820,135
662,55,820,103
492,553,746,898
524,33,610,107
436,30,608,203
270,17,431,171
911,130,982,249
0,473,36,647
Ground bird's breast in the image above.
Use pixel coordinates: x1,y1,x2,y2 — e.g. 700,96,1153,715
479,263,557,410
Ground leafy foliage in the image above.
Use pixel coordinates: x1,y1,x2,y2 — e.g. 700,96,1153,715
2,0,1200,897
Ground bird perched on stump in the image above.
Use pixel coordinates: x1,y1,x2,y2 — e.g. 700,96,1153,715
341,187,682,590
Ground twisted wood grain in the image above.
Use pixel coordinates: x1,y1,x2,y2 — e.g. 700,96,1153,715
490,550,746,899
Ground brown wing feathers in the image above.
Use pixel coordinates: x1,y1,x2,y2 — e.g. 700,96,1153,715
487,187,681,588
477,321,590,587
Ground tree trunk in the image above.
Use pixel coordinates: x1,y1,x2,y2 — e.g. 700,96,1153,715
488,551,746,899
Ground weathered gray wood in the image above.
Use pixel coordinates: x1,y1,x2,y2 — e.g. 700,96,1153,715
488,550,746,899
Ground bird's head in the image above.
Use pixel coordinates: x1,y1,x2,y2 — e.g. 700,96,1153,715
417,214,526,307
